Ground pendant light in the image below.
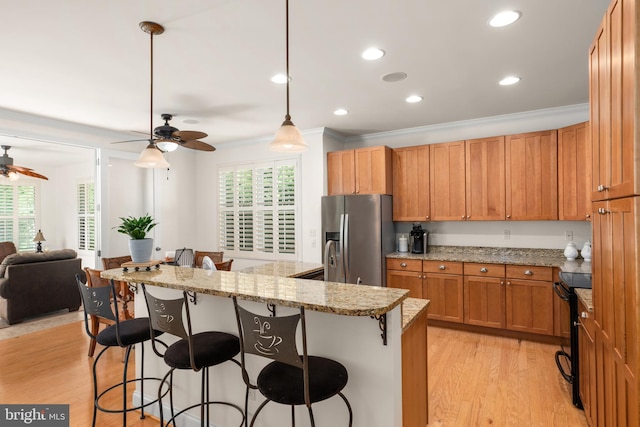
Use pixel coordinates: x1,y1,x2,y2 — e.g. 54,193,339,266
269,0,308,152
135,21,170,168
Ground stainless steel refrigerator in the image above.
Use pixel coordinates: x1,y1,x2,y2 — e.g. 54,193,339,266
321,194,395,286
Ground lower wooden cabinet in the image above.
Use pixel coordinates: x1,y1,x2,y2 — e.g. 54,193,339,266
463,275,505,329
423,261,464,323
386,259,423,298
505,265,554,336
578,299,596,426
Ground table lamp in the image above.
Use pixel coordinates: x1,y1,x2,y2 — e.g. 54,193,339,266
33,230,46,253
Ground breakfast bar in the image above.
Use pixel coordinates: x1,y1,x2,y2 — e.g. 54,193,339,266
102,262,428,427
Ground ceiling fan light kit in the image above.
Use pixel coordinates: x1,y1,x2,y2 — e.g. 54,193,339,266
269,0,308,153
135,143,171,168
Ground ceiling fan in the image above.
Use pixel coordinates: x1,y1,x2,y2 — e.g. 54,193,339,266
0,146,48,181
113,113,215,152
113,21,215,169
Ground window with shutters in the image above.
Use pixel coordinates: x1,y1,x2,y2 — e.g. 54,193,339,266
77,182,96,251
0,182,39,252
218,160,298,259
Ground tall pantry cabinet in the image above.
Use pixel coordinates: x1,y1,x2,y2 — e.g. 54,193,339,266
588,0,640,425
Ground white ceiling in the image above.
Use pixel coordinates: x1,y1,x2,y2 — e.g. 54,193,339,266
0,0,609,167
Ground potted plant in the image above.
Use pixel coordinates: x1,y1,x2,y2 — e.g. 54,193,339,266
116,214,157,263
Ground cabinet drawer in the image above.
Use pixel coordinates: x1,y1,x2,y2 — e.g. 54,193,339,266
463,263,505,278
423,260,463,275
505,265,553,281
387,258,422,272
577,298,594,337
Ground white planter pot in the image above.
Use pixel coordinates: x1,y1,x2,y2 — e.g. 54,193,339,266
129,238,154,263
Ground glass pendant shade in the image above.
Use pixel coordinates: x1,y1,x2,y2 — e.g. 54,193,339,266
7,171,19,181
135,144,170,168
269,120,308,152
155,139,179,152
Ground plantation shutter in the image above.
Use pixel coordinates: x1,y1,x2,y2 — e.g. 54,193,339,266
77,182,96,251
0,183,39,251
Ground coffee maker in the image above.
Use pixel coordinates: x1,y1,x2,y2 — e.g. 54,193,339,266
410,224,429,254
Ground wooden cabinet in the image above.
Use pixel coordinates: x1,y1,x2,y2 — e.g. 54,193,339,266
386,259,423,298
401,302,428,427
465,136,506,220
327,146,392,195
422,261,464,323
463,263,506,329
505,130,558,220
392,145,430,221
592,196,639,427
590,0,640,201
578,298,596,426
430,141,466,220
504,265,554,336
558,122,592,221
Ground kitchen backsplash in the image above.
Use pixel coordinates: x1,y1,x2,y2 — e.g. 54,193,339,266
394,220,591,250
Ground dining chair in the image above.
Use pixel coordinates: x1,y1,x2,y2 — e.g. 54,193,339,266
194,251,223,268
101,255,134,319
214,259,234,271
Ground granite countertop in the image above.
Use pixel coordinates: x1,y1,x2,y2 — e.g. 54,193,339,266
102,265,408,317
401,297,430,332
575,289,593,312
388,245,592,272
238,261,323,278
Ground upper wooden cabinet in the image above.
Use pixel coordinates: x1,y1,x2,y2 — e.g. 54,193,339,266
558,122,592,221
392,145,430,221
430,141,466,221
465,136,506,220
327,146,392,195
590,0,640,201
505,130,558,220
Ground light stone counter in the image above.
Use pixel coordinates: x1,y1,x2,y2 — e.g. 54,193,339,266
238,260,323,278
102,265,408,317
401,297,430,332
388,245,592,272
576,288,593,312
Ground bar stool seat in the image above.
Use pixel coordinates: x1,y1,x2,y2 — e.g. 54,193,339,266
163,331,240,369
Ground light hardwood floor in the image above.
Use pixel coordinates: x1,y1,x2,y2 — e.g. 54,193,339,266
0,321,588,426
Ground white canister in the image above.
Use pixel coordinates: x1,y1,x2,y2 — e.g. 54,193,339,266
581,241,592,262
564,242,579,261
398,236,408,252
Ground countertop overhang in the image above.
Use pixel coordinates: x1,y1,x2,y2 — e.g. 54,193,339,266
102,265,409,317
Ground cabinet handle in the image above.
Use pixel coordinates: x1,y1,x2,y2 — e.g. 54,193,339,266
585,214,591,219
597,184,608,192
581,311,589,319
598,208,609,215
461,215,466,220
480,267,488,273
506,215,511,219
506,281,511,286
466,215,470,219
439,265,446,270
425,215,430,220
500,281,504,286
400,262,407,268
524,270,533,276
574,320,581,327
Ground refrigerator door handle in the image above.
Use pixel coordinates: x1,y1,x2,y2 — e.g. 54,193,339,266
324,240,336,280
343,213,349,282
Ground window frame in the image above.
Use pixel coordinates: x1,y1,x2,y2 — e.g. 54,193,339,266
0,180,41,252
218,158,300,261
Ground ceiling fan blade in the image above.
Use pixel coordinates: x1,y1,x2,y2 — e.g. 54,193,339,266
8,165,34,172
180,140,216,152
15,169,48,180
173,130,208,141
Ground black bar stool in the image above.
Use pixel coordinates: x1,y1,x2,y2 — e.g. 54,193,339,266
141,284,245,427
76,275,166,427
232,297,353,426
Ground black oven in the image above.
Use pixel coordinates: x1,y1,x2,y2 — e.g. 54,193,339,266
553,271,592,409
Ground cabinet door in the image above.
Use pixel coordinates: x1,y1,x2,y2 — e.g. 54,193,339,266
505,279,554,335
430,141,466,221
590,18,609,201
463,276,505,329
327,150,355,195
505,130,558,220
355,146,392,195
387,269,423,299
423,273,463,323
393,146,430,221
558,122,592,221
579,321,596,426
465,136,505,220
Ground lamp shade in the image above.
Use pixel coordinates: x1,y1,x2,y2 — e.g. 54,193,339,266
155,139,179,152
269,120,308,152
135,144,170,168
33,230,45,242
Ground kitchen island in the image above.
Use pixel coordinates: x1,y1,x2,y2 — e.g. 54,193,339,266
103,262,428,427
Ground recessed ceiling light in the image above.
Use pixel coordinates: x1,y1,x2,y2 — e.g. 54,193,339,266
489,10,521,27
334,108,349,116
362,47,385,60
381,72,407,83
499,76,521,86
271,73,289,84
406,95,423,103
